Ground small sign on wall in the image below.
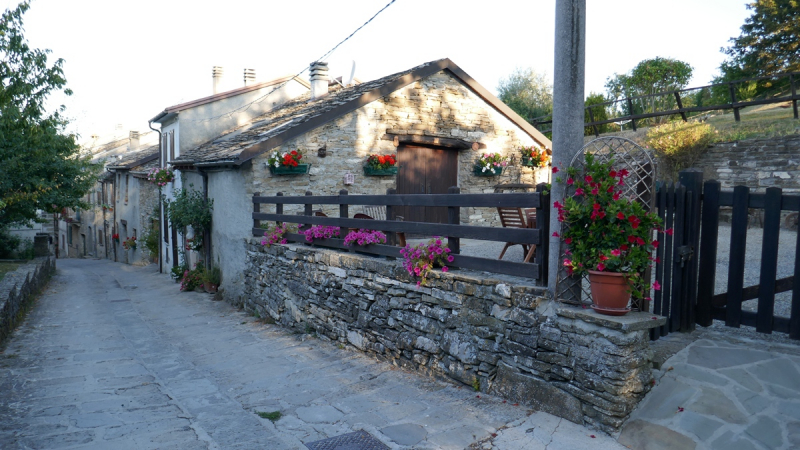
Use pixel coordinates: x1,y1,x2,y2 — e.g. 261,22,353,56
343,173,355,185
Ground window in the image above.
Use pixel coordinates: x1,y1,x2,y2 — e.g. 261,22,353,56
67,228,73,245
98,230,103,246
169,131,175,162
162,134,168,167
125,174,129,204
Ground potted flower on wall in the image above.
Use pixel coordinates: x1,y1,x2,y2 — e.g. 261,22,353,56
520,146,550,168
363,154,398,176
473,153,509,176
555,154,666,315
147,167,175,186
122,236,137,251
268,150,309,175
202,266,221,293
112,233,120,244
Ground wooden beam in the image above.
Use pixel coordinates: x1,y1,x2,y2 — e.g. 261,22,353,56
380,133,482,150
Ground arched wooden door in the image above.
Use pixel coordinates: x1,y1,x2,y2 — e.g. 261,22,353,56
396,144,458,223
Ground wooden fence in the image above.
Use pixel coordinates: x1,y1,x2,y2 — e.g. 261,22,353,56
251,186,550,281
652,169,800,340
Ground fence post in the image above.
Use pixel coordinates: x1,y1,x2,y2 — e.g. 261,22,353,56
339,189,348,238
757,187,783,334
386,188,397,247
674,92,688,122
678,169,703,331
696,180,721,327
626,98,637,131
729,83,741,122
791,74,799,120
535,183,550,285
447,186,460,255
276,192,283,226
253,192,261,232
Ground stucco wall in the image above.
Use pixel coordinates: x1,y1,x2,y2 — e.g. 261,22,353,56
208,170,252,304
242,71,550,225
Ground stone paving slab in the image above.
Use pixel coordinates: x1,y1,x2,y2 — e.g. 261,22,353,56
0,259,620,449
621,329,800,450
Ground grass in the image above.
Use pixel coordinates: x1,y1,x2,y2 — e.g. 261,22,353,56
255,410,281,421
0,262,23,282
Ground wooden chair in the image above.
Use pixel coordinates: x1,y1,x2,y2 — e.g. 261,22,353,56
497,207,536,263
357,207,406,247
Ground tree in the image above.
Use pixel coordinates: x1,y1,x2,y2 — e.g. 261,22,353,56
497,67,553,123
584,92,610,135
0,1,99,227
605,57,693,123
714,0,800,99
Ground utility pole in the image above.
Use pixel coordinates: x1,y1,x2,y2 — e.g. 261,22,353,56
549,0,586,297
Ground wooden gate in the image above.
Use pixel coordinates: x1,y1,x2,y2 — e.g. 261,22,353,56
653,170,800,340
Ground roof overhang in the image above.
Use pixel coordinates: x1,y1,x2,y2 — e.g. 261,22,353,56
106,153,159,171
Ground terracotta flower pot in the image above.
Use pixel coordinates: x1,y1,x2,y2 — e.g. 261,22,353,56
587,270,631,316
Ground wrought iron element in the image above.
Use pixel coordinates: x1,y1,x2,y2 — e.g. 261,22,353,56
305,430,390,450
554,137,656,310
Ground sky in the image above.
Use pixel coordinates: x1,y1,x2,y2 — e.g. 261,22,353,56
6,0,751,143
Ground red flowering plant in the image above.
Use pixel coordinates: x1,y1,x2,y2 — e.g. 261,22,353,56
554,154,668,300
400,237,454,287
268,149,303,168
365,154,397,170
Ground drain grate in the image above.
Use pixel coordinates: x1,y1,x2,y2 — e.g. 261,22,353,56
305,430,389,450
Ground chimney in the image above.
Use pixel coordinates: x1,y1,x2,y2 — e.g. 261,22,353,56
212,66,224,94
309,61,329,100
244,68,256,86
129,131,140,151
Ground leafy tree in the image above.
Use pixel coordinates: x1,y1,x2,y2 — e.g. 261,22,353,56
0,1,99,228
713,0,799,100
584,92,610,135
605,57,693,124
497,67,553,123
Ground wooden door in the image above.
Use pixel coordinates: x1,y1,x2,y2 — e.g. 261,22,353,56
396,145,458,223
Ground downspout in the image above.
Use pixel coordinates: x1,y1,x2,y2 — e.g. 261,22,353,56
198,168,211,266
148,120,163,274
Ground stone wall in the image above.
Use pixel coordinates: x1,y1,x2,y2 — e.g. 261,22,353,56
0,255,55,345
241,241,664,433
692,134,800,191
244,71,551,227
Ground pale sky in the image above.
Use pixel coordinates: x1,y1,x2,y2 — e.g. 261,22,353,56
7,0,750,143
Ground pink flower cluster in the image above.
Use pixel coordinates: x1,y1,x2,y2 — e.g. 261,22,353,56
147,167,175,187
261,223,295,247
400,237,455,287
303,225,340,242
343,229,387,247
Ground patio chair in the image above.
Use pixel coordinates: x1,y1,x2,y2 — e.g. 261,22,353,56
357,207,406,247
497,207,536,263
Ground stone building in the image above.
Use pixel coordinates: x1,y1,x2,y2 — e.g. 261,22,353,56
170,58,552,304
106,145,161,265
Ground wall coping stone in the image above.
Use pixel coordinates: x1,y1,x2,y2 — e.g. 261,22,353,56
556,305,667,332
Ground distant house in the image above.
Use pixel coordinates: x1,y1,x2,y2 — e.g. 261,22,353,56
149,70,310,270
59,131,157,259
105,145,160,265
169,58,552,303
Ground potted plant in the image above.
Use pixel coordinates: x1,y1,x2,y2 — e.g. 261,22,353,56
180,263,204,292
363,154,398,176
122,236,137,251
267,149,310,175
147,167,175,186
520,145,550,168
112,233,120,244
261,223,298,247
555,154,666,315
473,153,509,176
202,266,221,293
400,237,455,287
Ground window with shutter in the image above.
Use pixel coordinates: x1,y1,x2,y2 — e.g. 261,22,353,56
169,131,175,162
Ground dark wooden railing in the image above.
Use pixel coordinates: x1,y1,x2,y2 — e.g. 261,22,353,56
531,71,800,135
252,186,550,281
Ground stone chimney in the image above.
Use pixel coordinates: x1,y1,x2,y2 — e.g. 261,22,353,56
309,61,329,100
244,68,256,86
212,66,224,94
129,131,140,151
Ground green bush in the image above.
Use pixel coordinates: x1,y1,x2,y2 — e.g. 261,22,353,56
645,120,715,180
143,223,159,259
165,185,213,236
0,229,21,259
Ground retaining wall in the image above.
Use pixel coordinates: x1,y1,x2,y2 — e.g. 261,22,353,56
0,255,56,344
240,240,664,433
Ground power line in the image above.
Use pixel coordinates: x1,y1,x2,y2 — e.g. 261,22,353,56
184,0,397,124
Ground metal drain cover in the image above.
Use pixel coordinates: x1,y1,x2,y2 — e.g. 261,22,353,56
305,430,389,450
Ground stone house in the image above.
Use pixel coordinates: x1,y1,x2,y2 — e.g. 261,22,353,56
170,58,552,304
59,131,157,259
105,145,161,265
149,70,310,271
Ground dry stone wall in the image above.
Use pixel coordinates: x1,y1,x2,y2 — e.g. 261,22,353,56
241,241,664,433
0,256,55,344
244,71,550,226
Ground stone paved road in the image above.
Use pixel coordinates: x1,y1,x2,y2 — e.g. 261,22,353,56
0,259,621,449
